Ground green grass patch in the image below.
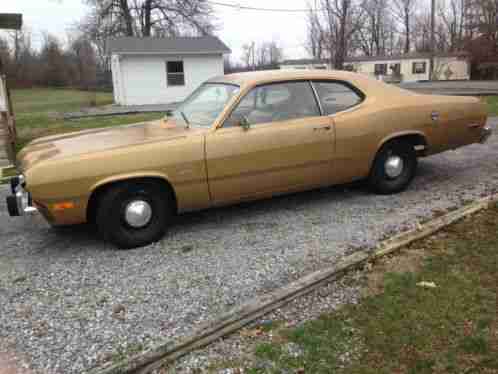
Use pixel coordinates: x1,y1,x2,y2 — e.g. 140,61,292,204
485,96,498,116
0,166,17,185
240,206,498,374
11,88,113,114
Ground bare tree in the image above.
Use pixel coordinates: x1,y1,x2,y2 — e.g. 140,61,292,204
39,34,69,87
6,27,33,79
357,0,390,56
68,35,98,89
468,0,498,42
438,0,469,51
241,42,255,70
83,0,215,37
392,0,417,53
321,0,365,69
241,41,283,70
306,0,326,59
80,0,216,72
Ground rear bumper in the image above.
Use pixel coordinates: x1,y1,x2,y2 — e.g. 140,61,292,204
480,125,492,144
6,175,38,216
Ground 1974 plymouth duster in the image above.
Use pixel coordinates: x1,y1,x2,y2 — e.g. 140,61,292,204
6,70,492,248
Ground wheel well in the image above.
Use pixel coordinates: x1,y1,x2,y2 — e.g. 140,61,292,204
382,134,428,156
86,177,178,224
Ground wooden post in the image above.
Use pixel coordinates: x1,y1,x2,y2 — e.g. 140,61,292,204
0,13,22,168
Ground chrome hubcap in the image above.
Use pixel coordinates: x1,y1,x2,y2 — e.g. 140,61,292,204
385,155,404,179
124,200,152,228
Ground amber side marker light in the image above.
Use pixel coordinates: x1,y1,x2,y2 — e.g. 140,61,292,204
52,202,75,211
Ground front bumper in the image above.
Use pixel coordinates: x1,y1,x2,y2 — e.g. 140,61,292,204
6,175,38,216
480,125,492,144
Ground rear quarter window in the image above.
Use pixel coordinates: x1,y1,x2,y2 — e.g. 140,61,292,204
313,81,363,115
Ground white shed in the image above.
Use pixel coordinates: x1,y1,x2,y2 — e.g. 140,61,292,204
108,36,231,106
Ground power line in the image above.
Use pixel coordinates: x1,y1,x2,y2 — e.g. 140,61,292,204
207,1,323,13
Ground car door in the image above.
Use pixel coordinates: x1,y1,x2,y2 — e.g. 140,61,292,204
311,80,373,184
205,81,335,204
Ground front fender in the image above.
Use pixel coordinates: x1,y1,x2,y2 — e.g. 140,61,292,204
89,171,175,194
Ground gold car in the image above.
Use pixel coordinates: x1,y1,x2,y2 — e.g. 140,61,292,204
6,70,491,248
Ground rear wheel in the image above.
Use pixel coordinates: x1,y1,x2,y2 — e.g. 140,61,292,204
369,140,417,194
95,181,173,249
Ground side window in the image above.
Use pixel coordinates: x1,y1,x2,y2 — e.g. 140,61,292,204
224,81,320,128
312,81,363,115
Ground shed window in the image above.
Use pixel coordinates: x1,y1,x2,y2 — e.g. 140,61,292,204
166,61,185,86
412,61,427,74
374,63,387,75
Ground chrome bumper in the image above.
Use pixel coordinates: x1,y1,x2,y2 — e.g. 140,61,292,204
480,125,492,144
6,175,38,216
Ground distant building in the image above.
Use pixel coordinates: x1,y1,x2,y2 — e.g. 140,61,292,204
108,36,231,106
280,53,470,83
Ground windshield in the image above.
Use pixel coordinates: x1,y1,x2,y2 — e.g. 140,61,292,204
173,83,240,128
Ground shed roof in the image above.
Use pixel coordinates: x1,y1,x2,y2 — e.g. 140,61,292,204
107,36,231,55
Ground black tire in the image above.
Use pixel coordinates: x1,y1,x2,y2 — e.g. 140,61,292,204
369,140,418,195
95,181,174,249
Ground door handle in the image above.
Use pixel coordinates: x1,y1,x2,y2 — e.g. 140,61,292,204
313,125,331,131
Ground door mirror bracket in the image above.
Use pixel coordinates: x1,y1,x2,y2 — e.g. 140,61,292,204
239,116,250,131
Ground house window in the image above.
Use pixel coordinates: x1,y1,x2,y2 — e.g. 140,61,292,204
374,63,387,75
412,61,427,74
166,61,185,86
390,63,401,75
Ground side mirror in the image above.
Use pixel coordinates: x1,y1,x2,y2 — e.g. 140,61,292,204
239,116,250,131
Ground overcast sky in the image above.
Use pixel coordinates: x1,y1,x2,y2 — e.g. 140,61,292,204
4,0,311,62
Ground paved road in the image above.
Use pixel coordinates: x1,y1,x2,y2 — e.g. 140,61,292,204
0,119,497,373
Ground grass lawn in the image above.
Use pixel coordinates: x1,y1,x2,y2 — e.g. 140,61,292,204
485,96,498,116
10,88,164,152
11,88,114,114
212,204,498,374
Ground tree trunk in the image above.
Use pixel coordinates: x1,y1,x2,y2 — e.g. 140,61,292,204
142,0,153,37
335,0,349,69
119,0,134,36
404,11,410,53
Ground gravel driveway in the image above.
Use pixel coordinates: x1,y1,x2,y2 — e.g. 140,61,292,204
1,119,497,374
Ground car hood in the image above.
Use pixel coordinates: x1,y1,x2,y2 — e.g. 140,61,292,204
17,119,206,171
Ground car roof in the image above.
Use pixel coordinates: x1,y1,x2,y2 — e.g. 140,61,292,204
207,69,400,96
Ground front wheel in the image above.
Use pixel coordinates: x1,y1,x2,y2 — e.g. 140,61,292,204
95,181,173,249
369,140,418,195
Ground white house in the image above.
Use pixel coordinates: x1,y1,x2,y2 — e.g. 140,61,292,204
280,52,470,82
108,36,231,106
